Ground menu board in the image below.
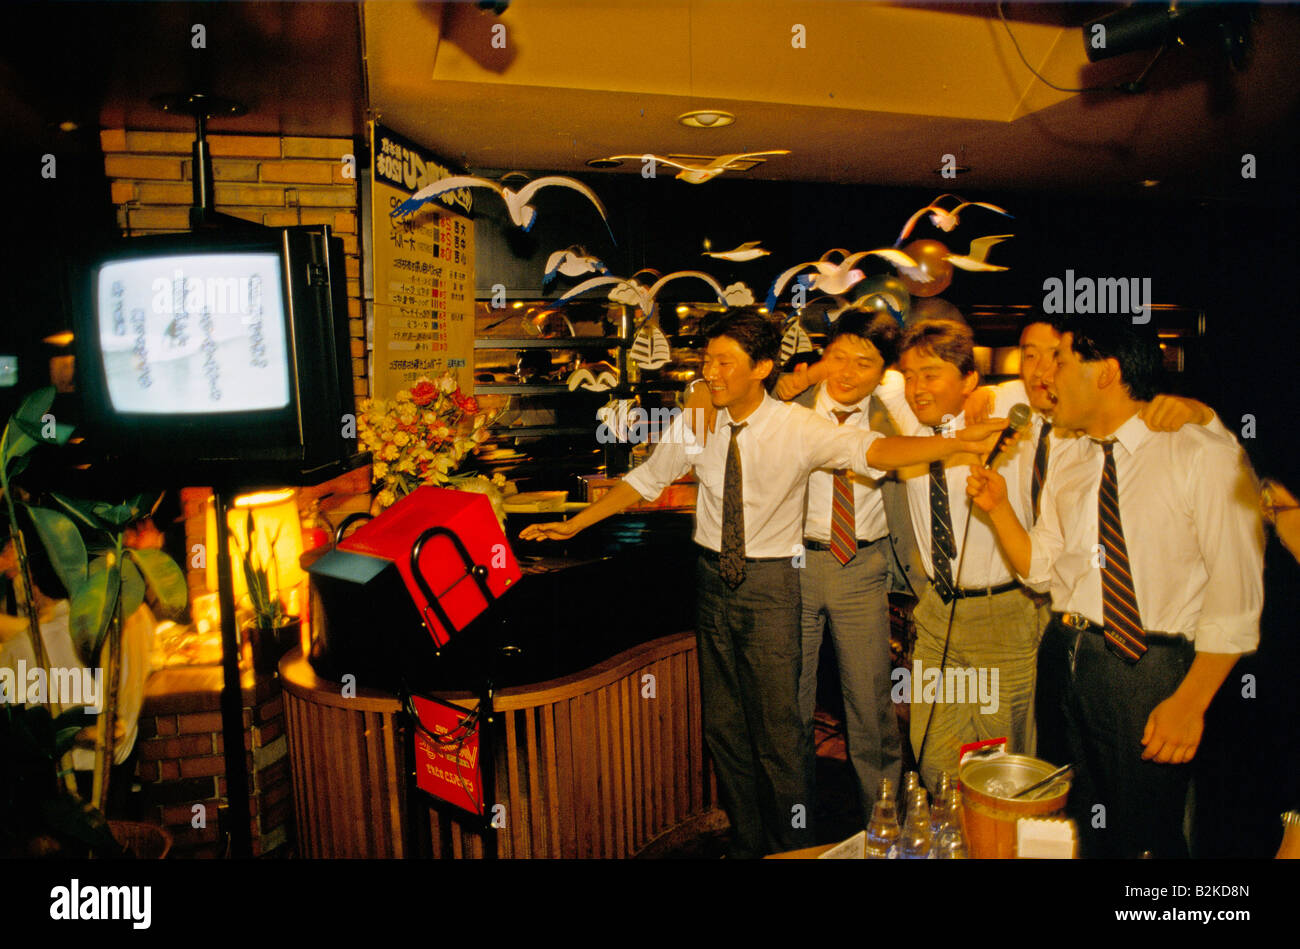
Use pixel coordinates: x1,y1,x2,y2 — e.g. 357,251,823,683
370,123,475,398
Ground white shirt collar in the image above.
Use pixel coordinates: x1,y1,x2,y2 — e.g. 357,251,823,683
814,383,871,418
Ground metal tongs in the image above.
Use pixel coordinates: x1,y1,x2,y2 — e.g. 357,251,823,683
1010,763,1074,800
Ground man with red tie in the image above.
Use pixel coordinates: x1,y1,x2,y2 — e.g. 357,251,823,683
967,317,1264,858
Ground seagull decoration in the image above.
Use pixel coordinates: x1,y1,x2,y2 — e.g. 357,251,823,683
597,151,791,184
542,246,608,288
390,174,614,240
702,240,771,262
944,234,1014,272
894,194,1013,246
766,248,918,310
555,270,728,319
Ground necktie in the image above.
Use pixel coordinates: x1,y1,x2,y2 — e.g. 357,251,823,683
719,421,748,588
929,457,957,600
829,409,859,565
1031,420,1050,524
1098,440,1146,661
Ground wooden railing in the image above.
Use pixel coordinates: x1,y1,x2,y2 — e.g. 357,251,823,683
282,632,715,858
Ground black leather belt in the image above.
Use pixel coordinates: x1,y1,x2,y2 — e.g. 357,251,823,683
933,579,1020,604
1051,612,1188,647
802,537,885,552
696,545,790,564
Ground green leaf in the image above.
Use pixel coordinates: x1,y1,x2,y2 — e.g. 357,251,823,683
2,422,38,466
21,504,87,596
14,387,56,426
127,548,188,613
69,554,120,664
48,493,109,534
120,556,145,622
10,416,74,447
4,454,30,482
99,503,138,529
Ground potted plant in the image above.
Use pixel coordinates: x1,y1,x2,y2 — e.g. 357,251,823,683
232,510,300,676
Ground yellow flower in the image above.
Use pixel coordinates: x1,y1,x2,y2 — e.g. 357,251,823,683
393,431,410,447
377,488,396,508
382,444,399,461
373,461,389,479
395,390,411,403
396,457,416,474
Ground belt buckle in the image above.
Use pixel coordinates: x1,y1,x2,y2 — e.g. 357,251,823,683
1061,612,1091,632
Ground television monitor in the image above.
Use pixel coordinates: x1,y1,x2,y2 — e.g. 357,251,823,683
72,224,361,485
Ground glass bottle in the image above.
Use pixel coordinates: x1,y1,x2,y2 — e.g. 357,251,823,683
865,778,901,859
900,770,921,826
934,787,969,858
1278,811,1300,859
930,773,952,838
899,787,933,859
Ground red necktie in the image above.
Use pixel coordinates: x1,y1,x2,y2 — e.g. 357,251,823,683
829,409,859,565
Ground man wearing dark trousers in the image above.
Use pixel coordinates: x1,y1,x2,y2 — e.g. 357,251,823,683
522,310,1008,857
968,317,1263,857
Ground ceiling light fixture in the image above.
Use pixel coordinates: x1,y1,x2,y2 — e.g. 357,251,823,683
678,110,735,129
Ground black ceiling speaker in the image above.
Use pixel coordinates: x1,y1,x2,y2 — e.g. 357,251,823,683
1083,2,1254,68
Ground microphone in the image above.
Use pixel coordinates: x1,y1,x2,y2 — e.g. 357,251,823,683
984,403,1032,468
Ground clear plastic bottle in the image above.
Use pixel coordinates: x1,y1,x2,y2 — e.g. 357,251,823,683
899,787,933,859
865,778,901,859
934,787,969,859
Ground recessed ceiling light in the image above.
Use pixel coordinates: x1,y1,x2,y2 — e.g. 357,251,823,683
43,331,74,346
1141,179,1160,188
678,110,735,129
57,121,78,133
586,157,623,168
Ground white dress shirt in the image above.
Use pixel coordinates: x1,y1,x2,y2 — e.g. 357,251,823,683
623,393,885,558
993,379,1057,527
1024,411,1263,652
879,380,1032,588
802,383,892,544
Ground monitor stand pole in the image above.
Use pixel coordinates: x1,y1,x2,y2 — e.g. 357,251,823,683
213,487,253,859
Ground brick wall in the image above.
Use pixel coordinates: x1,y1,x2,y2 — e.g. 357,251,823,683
136,671,291,858
99,129,367,399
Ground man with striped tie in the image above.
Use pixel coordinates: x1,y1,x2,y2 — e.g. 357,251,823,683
967,317,1263,858
985,313,1220,766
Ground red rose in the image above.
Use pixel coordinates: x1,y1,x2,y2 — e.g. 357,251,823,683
410,380,437,406
455,394,479,415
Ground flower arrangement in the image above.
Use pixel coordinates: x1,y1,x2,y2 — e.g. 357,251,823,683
357,372,495,512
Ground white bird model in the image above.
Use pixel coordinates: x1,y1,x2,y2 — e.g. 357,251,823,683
767,248,918,308
598,151,790,184
391,174,613,239
542,246,608,288
945,235,1014,272
702,240,771,262
556,271,728,319
894,194,1012,245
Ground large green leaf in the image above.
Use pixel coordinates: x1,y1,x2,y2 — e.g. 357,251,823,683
127,547,188,613
48,493,109,534
14,387,56,426
2,422,38,467
21,504,87,596
69,554,120,664
11,416,74,447
93,499,139,529
4,454,30,482
120,556,145,622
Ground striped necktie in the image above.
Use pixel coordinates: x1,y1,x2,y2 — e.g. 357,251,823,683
719,421,748,588
1097,439,1146,661
929,457,957,600
829,409,859,565
1031,420,1050,524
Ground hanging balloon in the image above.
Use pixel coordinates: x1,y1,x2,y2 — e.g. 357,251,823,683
898,239,954,298
905,296,965,326
851,275,911,325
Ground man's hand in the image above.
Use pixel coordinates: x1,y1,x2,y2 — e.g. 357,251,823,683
1139,395,1212,432
774,363,812,401
519,519,582,542
966,464,1008,513
963,386,998,425
952,418,1018,459
1141,692,1205,764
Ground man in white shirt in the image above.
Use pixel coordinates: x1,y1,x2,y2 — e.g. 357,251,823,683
968,318,1263,857
985,315,1220,766
892,318,1044,790
521,310,1008,857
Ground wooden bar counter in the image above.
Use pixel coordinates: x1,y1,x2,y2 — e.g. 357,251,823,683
281,630,714,858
